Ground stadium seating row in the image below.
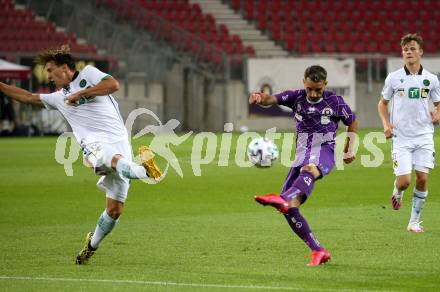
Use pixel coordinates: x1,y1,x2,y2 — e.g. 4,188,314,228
99,0,255,65
229,0,440,54
0,0,97,54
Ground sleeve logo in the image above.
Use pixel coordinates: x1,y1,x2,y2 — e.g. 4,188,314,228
79,79,87,88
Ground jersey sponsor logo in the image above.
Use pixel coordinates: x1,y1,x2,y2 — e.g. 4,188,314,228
321,107,333,125
321,116,330,125
421,88,430,98
79,79,87,88
408,87,420,99
423,79,430,86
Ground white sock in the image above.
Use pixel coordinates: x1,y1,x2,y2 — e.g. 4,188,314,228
393,180,404,197
409,189,428,224
90,210,118,249
116,158,147,179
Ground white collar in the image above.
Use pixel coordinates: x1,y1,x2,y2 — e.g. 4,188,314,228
306,97,323,104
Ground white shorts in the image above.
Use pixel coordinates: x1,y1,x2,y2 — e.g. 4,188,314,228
392,136,435,176
82,139,133,203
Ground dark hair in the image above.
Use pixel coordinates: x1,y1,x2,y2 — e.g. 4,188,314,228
304,65,327,82
400,33,423,49
35,44,76,70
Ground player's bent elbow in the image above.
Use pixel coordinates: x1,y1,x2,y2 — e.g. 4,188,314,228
378,98,388,107
110,79,120,92
113,80,120,92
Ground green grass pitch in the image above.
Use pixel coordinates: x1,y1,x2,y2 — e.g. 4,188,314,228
1,130,440,291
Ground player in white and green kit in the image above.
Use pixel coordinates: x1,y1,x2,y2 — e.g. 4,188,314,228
378,33,440,232
0,45,162,264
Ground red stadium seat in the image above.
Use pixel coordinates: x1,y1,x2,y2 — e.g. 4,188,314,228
284,35,295,51
0,5,99,55
323,43,337,53
225,0,438,55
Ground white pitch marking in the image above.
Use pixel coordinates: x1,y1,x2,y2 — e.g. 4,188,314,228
0,275,398,292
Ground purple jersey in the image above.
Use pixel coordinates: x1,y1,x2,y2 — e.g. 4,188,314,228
275,89,355,150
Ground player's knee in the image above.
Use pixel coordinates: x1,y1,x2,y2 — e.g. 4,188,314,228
287,197,303,208
300,164,320,178
397,179,410,190
106,206,122,219
416,176,428,188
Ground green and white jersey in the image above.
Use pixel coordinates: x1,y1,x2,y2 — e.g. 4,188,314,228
40,65,128,144
382,65,440,138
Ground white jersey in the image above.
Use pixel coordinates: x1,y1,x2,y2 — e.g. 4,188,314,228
40,65,128,144
382,65,440,139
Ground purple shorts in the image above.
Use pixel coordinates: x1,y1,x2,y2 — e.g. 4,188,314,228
281,143,335,196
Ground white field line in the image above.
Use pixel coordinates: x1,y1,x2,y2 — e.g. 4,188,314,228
0,275,398,292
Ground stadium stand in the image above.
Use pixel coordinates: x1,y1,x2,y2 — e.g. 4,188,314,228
0,0,97,54
228,0,440,54
98,0,255,65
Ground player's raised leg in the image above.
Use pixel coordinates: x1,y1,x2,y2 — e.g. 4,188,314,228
113,154,148,179
254,166,301,213
139,146,162,179
81,142,151,180
111,146,162,180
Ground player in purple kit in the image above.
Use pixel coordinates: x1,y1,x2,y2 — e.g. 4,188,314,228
249,65,358,266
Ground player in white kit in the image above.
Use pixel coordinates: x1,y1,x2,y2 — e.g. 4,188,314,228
0,45,162,263
378,34,440,232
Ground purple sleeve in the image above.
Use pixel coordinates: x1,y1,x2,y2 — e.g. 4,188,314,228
275,90,302,107
335,95,355,126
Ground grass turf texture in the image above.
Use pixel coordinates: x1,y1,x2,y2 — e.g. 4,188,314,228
1,129,439,291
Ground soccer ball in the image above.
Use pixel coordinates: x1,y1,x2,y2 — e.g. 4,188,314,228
247,137,279,167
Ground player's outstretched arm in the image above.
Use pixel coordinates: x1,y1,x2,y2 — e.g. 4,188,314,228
343,120,358,164
248,92,277,106
65,77,120,106
0,82,43,107
378,97,394,138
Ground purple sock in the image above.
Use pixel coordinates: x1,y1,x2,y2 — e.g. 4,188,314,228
281,171,315,202
284,207,322,251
